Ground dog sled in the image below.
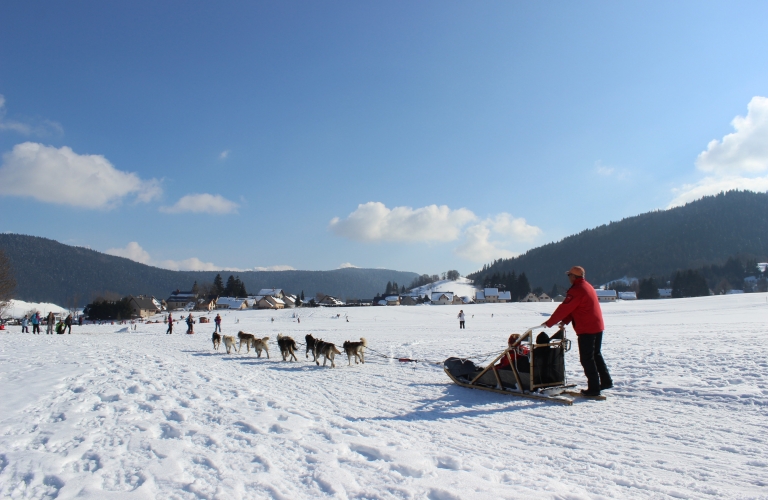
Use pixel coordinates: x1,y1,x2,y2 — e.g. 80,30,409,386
444,326,603,405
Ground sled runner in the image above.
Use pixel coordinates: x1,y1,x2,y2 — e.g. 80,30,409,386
444,326,597,405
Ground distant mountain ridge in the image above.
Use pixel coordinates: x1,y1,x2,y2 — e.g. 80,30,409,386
468,191,768,290
0,234,419,306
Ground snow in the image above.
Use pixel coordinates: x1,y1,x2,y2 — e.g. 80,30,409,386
1,293,768,498
410,277,478,299
2,299,69,319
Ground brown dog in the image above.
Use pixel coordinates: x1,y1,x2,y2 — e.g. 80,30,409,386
251,337,270,358
212,331,221,351
237,331,257,353
342,337,367,365
277,333,298,361
223,335,237,354
305,333,319,360
316,341,342,368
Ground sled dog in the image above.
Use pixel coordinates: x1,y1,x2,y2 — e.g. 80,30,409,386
252,336,270,358
237,331,257,353
212,332,221,351
316,341,342,368
305,333,319,360
342,338,367,365
277,333,298,361
223,335,237,354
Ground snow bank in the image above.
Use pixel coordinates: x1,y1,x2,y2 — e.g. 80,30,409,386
2,299,68,318
410,277,479,299
1,293,767,498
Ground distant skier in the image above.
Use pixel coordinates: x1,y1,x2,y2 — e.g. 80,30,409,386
46,312,55,335
457,310,465,329
214,313,222,333
542,266,613,396
166,313,173,334
64,314,72,334
186,314,194,334
31,312,41,334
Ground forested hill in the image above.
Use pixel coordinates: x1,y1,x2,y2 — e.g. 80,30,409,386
0,234,418,306
468,191,768,290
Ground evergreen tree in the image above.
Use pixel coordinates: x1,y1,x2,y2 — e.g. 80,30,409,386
400,285,405,294
191,281,199,295
224,275,236,296
516,273,531,300
213,274,224,296
301,290,305,300
385,281,393,295
638,277,660,299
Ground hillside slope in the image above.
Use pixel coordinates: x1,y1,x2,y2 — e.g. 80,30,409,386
0,234,418,305
469,191,768,289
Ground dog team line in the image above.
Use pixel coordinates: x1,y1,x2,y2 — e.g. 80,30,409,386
211,331,367,368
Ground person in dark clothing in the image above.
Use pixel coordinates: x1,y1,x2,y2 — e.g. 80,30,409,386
214,314,222,333
64,314,72,334
166,313,173,334
542,266,612,396
186,314,194,334
32,312,41,334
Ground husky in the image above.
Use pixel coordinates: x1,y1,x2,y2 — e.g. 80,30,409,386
212,331,221,351
252,337,270,358
342,337,367,365
305,333,319,360
277,333,298,361
316,341,342,368
237,331,257,353
223,335,237,354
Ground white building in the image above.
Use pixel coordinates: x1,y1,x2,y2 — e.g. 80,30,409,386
658,288,673,298
618,291,637,300
595,289,617,302
431,292,454,305
498,291,511,302
216,297,249,310
521,292,539,302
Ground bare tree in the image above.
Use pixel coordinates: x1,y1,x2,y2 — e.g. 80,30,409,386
0,250,17,316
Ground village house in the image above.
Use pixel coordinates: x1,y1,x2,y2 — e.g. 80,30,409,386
482,288,500,303
128,295,161,318
257,296,285,309
553,294,566,302
257,288,285,299
195,297,217,311
658,288,673,298
385,296,400,306
318,295,344,306
166,290,197,310
521,292,539,302
618,291,637,300
538,293,553,302
216,297,249,310
431,292,454,305
498,291,511,303
461,296,474,304
282,295,296,308
595,289,617,302
399,296,420,306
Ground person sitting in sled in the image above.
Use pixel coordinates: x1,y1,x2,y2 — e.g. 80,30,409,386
496,334,530,372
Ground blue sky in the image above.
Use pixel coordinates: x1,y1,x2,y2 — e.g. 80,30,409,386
1,1,768,276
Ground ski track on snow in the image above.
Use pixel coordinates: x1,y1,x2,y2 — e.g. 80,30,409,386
1,294,767,499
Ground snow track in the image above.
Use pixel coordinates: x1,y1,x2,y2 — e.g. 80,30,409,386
1,294,767,499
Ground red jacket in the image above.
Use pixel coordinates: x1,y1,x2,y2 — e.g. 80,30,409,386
545,277,604,335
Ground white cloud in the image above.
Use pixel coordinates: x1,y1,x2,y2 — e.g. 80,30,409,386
329,202,476,242
160,193,238,214
253,265,296,272
219,150,230,160
106,241,245,271
668,175,768,207
0,142,161,209
488,213,541,242
696,96,768,174
338,262,359,269
454,224,518,263
0,95,63,137
330,202,541,263
595,165,614,176
670,96,768,206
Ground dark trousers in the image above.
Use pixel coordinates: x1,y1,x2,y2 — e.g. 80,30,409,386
577,332,612,392
459,321,465,329
33,324,40,334
166,323,173,334
215,323,221,332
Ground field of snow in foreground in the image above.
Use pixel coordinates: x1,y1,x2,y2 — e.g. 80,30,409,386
1,294,767,499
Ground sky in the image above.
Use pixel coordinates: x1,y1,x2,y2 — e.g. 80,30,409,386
1,1,768,276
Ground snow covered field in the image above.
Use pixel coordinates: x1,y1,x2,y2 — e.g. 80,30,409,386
1,294,767,499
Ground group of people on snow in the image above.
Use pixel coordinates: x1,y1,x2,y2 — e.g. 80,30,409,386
19,312,74,334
